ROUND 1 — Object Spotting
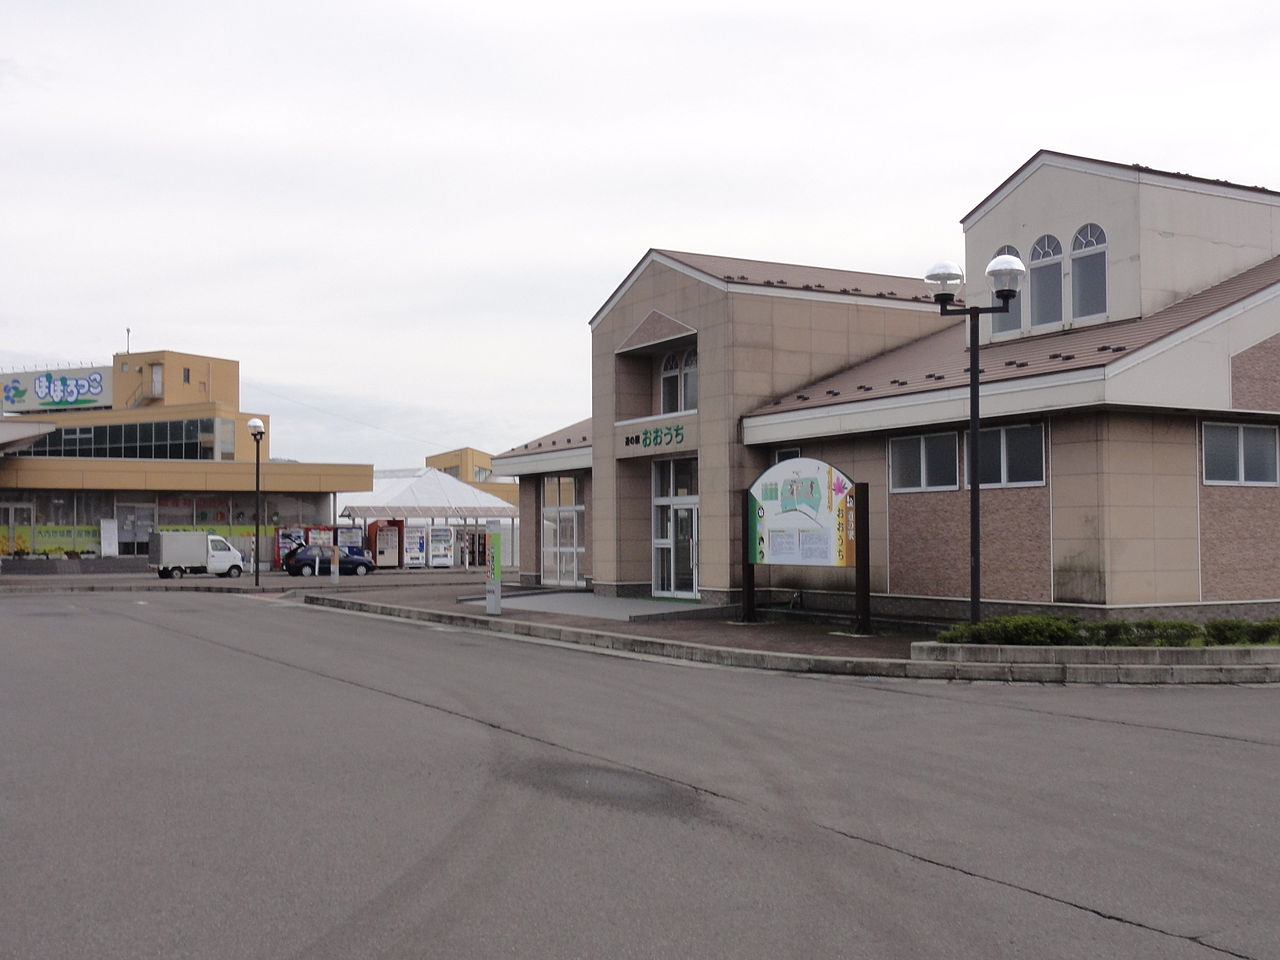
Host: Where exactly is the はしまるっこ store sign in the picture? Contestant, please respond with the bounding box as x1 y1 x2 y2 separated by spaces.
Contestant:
2 365 113 412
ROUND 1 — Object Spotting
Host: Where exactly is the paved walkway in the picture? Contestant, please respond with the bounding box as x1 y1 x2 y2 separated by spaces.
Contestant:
338 580 921 660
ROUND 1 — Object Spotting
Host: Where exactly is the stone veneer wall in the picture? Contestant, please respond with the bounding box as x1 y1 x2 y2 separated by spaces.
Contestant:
1232 332 1280 410
888 483 1052 603
1201 485 1280 601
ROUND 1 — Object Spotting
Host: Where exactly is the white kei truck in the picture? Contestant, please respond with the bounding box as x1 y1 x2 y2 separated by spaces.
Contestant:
149 531 246 579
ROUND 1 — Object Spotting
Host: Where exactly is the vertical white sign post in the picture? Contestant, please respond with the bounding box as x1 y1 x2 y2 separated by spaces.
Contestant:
99 519 119 558
485 519 502 615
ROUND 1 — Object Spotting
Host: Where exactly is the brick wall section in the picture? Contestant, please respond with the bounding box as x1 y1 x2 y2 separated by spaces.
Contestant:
1201 485 1280 600
888 485 1051 602
1232 333 1280 410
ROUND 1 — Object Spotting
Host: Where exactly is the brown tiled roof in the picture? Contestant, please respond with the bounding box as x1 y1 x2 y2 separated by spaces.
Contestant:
655 249 935 305
495 418 592 460
754 254 1280 417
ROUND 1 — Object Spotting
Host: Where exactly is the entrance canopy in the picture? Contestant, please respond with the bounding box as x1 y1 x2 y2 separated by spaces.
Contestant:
337 467 518 522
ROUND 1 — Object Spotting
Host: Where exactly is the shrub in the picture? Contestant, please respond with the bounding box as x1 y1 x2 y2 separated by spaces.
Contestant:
1128 620 1204 647
938 615 1081 646
1250 620 1280 644
1080 620 1137 646
1205 620 1252 646
1206 619 1280 645
939 614 1280 646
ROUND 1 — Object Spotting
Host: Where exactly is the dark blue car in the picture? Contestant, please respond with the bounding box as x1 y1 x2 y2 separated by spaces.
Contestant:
283 544 376 577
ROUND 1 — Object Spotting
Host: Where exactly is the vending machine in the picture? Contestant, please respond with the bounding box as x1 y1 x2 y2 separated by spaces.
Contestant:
335 525 365 557
428 526 455 568
369 520 403 568
305 526 334 546
403 526 427 567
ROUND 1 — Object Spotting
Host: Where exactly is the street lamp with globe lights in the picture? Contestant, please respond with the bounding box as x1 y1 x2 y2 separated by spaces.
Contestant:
247 418 265 586
923 254 1026 623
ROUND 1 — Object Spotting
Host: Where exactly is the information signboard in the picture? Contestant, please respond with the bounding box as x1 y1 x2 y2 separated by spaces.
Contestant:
747 458 856 567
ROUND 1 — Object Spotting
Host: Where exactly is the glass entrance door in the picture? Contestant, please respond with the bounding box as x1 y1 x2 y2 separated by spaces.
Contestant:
0 503 35 556
673 506 697 596
652 456 699 599
116 504 157 556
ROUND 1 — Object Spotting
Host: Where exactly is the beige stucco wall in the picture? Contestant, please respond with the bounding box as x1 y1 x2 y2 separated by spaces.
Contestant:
964 159 1280 342
112 351 240 409
1051 412 1200 606
1050 414 1106 603
964 163 1142 335
1050 412 1200 606
590 257 948 599
0 455 372 494
1138 186 1280 316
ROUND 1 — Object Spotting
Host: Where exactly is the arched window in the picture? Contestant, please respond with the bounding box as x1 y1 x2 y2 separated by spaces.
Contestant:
1029 235 1063 327
660 349 698 413
991 244 1022 335
1071 223 1107 319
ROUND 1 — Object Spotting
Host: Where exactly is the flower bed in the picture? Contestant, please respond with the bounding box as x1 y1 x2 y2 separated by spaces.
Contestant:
939 615 1280 647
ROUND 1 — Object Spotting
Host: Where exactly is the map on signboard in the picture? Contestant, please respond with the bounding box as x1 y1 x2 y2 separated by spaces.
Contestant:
747 457 856 567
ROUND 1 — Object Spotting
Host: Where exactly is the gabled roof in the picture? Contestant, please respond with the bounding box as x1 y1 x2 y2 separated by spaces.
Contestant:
590 249 937 329
495 418 592 460
336 467 517 520
750 252 1280 420
655 250 934 302
963 150 1280 226
617 310 696 354
492 418 593 476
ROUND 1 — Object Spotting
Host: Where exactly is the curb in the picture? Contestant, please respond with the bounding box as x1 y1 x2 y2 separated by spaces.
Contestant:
304 596 1280 684
303 595 911 676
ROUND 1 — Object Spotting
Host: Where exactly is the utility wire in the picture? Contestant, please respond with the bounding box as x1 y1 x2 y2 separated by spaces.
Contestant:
242 380 453 452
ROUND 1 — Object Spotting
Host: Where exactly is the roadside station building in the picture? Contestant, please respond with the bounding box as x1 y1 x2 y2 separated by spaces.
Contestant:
495 151 1280 620
0 349 372 561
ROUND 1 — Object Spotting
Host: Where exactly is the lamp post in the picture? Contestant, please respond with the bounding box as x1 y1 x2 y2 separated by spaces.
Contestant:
247 418 265 587
924 255 1026 623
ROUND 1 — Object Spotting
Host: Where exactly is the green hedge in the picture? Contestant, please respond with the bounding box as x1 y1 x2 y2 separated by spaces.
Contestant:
938 615 1280 646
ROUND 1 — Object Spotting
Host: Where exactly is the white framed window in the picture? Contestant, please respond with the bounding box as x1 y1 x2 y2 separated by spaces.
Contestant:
1029 236 1062 328
774 447 800 463
681 349 698 411
965 424 1045 488
1071 223 1107 319
990 245 1023 335
890 433 958 492
660 348 698 414
1203 423 1278 485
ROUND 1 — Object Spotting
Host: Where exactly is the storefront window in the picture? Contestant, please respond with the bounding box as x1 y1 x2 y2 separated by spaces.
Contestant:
541 472 585 586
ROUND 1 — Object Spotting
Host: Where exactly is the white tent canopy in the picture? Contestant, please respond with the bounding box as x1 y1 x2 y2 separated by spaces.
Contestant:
337 467 518 521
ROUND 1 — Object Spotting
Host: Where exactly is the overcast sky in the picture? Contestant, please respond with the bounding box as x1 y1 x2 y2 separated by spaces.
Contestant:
3 1 1275 468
